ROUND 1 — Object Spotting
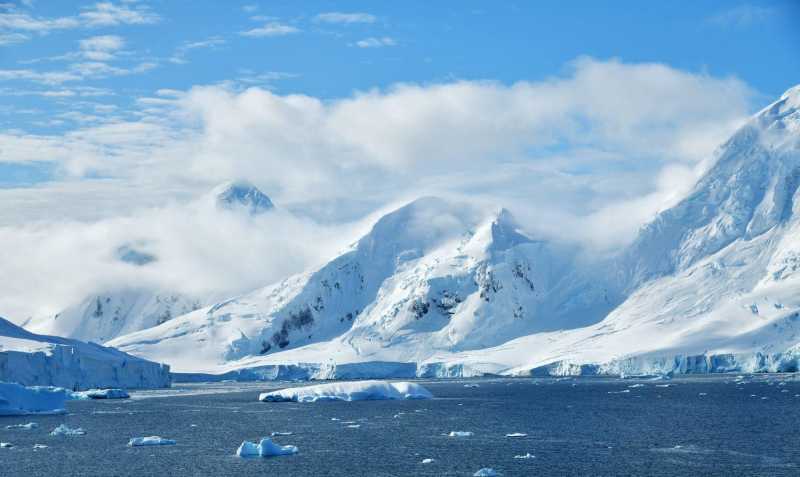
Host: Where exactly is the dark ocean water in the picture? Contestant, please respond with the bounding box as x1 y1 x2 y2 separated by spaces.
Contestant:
1 376 799 476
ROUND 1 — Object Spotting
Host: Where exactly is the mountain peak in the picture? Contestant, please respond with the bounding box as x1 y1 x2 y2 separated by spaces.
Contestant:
213 180 274 215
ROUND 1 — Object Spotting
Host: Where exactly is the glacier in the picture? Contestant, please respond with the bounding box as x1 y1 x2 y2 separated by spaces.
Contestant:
0 316 170 390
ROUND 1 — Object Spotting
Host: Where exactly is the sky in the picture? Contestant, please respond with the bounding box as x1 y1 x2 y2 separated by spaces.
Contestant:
0 1 798 323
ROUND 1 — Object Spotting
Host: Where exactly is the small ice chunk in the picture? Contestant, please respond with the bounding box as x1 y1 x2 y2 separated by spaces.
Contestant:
72 389 130 400
236 438 298 457
33 444 48 450
474 468 498 476
608 390 630 394
260 380 433 403
628 384 644 388
6 422 38 430
128 436 176 447
346 424 361 429
464 384 480 388
0 442 12 448
421 458 435 464
270 431 292 436
505 433 527 438
448 431 473 437
514 453 535 459
50 424 86 437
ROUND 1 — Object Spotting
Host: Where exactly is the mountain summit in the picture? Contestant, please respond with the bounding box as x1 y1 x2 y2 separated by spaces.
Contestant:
213 180 275 215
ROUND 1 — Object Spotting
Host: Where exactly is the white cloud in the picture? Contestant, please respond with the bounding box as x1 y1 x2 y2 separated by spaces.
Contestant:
0 32 29 45
710 4 775 27
354 36 396 48
169 36 225 64
314 12 376 24
0 58 760 321
78 34 125 60
240 22 300 37
0 2 158 46
79 1 159 27
0 12 79 32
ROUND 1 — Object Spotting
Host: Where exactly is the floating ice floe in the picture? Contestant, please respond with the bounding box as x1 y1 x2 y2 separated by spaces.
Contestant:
50 424 86 436
71 389 130 400
0 442 12 448
474 468 498 476
6 422 38 430
448 431 473 437
259 380 433 403
346 424 361 429
421 458 435 464
32 444 48 450
236 437 298 457
514 453 535 459
505 433 527 438
128 436 176 447
0 382 68 416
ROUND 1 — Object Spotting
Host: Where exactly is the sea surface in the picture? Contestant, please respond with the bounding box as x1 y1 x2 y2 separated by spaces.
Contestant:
2 376 799 476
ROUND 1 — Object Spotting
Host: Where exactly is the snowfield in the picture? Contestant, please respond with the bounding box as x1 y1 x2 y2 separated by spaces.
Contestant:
0 382 68 416
259 380 433 403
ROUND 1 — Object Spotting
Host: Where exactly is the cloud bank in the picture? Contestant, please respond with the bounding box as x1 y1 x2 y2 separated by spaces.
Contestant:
0 57 757 323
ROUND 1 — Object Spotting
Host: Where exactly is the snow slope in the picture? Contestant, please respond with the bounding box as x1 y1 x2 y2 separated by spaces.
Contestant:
0 316 170 389
110 197 612 372
115 85 800 378
27 289 201 345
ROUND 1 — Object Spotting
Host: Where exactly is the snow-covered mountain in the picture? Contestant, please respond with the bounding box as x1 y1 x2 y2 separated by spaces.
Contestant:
109 197 612 373
27 289 202 344
212 180 275 215
107 85 800 378
0 316 170 389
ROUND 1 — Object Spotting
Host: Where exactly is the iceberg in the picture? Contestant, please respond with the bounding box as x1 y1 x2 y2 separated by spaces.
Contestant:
0 382 68 416
128 436 176 447
71 389 130 400
6 422 38 430
236 437 298 457
259 380 433 403
474 469 498 477
421 458 435 464
0 442 12 448
50 424 86 437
